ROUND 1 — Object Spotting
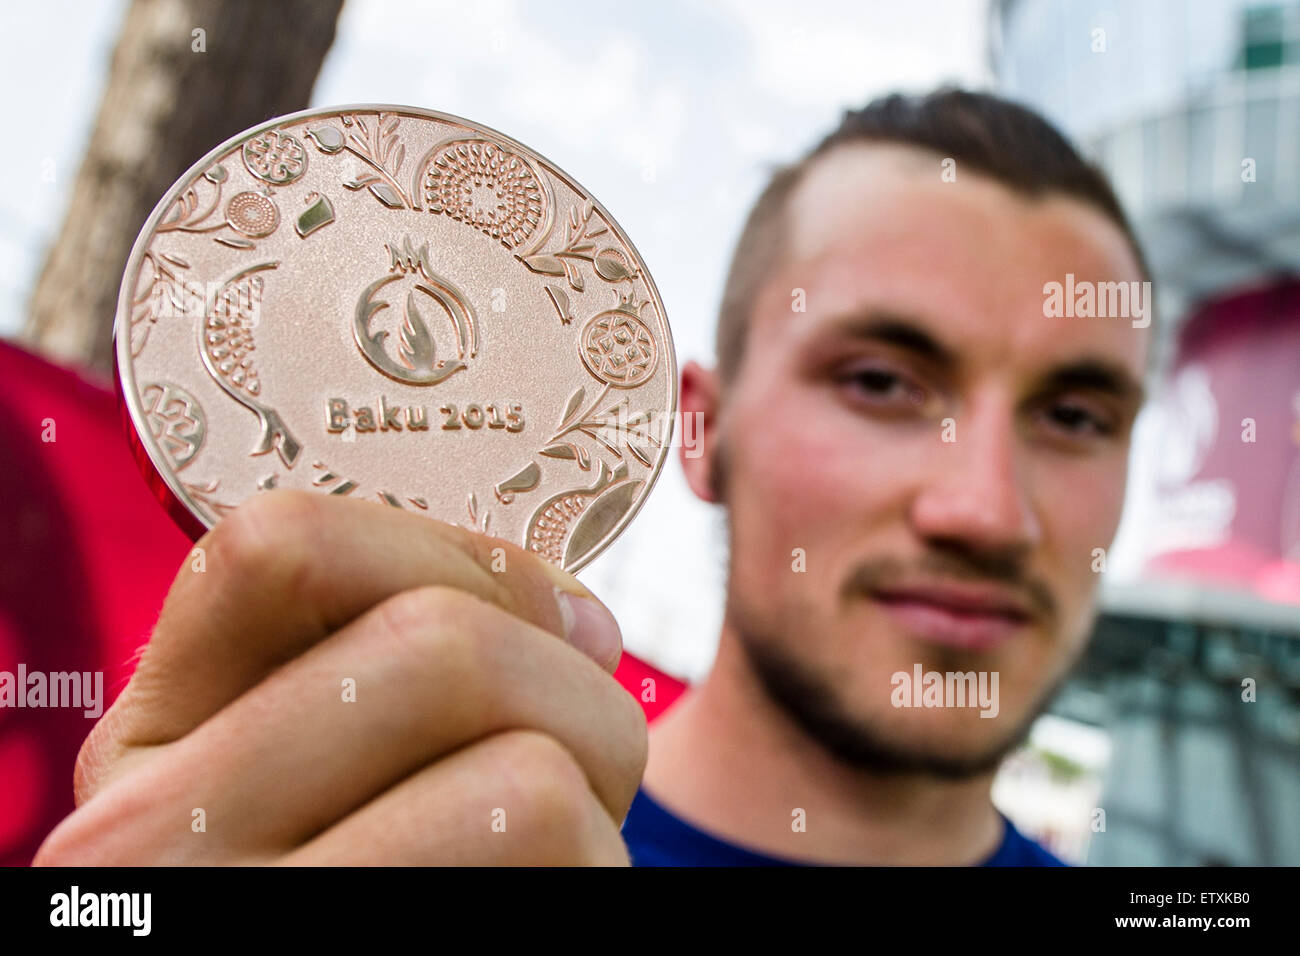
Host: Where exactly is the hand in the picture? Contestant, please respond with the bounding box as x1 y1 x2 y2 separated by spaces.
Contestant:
34 489 647 865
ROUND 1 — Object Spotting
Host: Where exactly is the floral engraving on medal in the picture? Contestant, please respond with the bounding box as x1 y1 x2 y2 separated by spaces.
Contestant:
418 137 547 250
466 492 493 535
578 291 658 389
336 112 412 209
494 461 541 504
305 125 344 154
128 250 190 357
353 236 479 386
545 284 575 326
542 382 658 471
157 163 229 234
495 286 661 531
309 459 464 521
157 163 282 251
242 130 308 185
523 459 643 568
141 382 206 471
225 191 280 237
295 190 334 237
199 261 302 467
310 460 358 497
522 201 637 292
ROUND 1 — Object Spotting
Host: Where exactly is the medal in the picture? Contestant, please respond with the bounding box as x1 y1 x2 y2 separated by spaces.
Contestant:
114 105 676 572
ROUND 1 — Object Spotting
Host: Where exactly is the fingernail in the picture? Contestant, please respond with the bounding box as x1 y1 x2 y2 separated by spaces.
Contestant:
554 587 622 669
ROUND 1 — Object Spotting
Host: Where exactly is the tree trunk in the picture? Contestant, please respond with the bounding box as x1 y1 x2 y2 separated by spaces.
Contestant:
22 0 345 375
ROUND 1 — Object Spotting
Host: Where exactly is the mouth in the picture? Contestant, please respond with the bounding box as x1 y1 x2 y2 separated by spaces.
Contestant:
868 581 1035 651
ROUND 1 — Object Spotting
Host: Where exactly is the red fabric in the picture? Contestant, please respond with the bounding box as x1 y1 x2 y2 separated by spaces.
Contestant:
0 340 686 865
609 648 687 723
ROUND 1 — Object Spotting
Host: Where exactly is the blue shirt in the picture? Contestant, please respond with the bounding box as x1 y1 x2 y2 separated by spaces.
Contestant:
622 786 1069 866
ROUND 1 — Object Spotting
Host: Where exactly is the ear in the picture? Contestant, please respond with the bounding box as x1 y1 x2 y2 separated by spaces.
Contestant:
678 359 723 503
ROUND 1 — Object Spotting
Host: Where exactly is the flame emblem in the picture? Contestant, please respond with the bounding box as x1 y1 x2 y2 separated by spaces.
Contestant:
353 236 478 385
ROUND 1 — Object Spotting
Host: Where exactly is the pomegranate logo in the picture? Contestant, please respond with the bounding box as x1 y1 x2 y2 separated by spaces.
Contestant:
353 235 479 385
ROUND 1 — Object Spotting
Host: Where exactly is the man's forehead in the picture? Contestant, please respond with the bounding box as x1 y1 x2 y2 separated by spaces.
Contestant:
783 141 1141 275
764 141 1150 377
784 142 959 261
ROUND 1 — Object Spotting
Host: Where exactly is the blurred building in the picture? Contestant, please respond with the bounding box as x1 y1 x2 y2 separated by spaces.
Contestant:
990 0 1300 864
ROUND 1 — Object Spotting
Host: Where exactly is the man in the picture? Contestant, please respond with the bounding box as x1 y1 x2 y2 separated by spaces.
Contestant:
33 88 1150 866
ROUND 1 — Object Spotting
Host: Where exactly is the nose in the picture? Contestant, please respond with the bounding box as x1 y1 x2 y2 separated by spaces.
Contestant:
909 399 1041 560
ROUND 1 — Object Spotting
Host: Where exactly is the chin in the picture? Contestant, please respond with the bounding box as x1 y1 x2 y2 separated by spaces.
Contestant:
882 702 1022 744
884 692 1041 755
739 613 1058 779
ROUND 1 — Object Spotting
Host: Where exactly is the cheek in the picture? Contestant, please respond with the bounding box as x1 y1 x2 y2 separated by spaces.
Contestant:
1032 452 1129 626
723 385 907 574
722 401 837 601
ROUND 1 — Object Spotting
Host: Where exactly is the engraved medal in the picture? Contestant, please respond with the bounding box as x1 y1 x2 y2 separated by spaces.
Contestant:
114 105 676 573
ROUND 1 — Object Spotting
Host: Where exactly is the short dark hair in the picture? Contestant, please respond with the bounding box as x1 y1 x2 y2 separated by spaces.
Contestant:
714 87 1150 386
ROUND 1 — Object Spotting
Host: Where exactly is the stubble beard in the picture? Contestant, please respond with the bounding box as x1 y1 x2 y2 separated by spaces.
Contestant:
733 612 1074 780
710 432 1079 782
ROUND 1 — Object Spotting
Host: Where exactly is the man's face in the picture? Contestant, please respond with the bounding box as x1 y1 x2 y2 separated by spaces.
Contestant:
696 143 1149 776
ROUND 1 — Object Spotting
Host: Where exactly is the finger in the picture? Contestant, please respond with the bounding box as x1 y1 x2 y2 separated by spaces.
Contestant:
103 489 619 749
97 585 646 857
277 730 630 866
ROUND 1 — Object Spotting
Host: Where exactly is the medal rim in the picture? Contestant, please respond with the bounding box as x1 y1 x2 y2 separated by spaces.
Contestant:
113 102 678 573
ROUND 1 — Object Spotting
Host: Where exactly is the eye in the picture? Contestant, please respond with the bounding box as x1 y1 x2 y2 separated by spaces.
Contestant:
838 362 929 412
1037 397 1117 439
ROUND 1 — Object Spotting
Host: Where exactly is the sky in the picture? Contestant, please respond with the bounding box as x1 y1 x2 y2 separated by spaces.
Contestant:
1 0 993 677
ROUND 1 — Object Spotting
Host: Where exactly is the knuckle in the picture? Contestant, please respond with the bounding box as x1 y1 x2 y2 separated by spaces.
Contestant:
492 730 597 840
435 518 571 617
373 583 479 637
368 585 495 699
372 586 491 663
499 730 588 790
205 489 322 588
431 522 528 615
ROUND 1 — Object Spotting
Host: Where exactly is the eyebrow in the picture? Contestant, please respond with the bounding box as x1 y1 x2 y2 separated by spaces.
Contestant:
827 311 1146 405
1037 358 1146 407
834 314 958 369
